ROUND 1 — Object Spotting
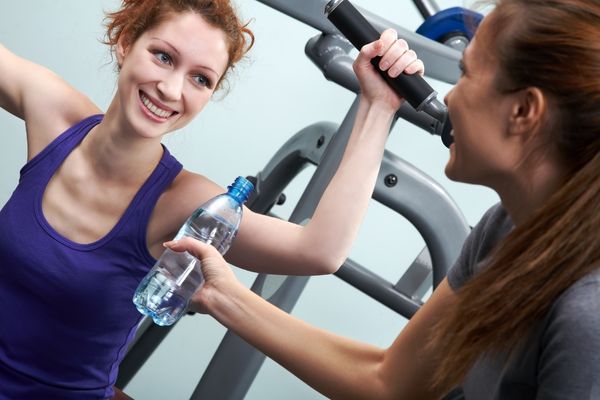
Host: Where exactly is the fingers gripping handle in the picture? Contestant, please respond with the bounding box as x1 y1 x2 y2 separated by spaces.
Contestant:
325 0 434 110
325 0 454 147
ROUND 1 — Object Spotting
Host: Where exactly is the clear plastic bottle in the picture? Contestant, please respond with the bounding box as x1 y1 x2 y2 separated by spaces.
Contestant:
133 176 254 326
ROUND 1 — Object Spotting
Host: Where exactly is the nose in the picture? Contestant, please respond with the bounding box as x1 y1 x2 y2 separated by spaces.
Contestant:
157 72 184 102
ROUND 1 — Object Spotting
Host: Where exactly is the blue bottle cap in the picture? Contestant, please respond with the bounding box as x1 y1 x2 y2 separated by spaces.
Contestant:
227 176 254 204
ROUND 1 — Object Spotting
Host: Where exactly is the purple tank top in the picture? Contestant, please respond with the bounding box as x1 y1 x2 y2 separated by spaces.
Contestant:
0 115 182 399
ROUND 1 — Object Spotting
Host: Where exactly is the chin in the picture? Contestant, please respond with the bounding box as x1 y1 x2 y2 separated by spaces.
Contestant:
444 166 458 182
444 153 456 180
444 163 472 184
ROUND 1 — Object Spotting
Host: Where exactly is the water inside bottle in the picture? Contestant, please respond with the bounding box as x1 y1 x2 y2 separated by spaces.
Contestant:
133 270 186 325
133 250 205 326
177 208 237 254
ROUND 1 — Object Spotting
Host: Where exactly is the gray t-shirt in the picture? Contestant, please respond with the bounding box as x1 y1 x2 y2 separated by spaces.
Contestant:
447 203 600 400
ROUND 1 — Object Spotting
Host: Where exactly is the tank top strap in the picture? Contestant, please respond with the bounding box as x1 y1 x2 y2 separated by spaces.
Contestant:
20 114 103 179
128 144 183 266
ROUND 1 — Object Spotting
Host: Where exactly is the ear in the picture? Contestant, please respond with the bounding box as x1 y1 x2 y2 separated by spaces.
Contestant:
508 87 547 141
116 36 129 69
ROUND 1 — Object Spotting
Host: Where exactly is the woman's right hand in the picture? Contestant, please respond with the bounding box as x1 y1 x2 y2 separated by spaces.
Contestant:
163 237 241 314
354 28 424 113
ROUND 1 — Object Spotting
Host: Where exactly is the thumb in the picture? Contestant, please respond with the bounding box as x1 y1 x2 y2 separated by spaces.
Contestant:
356 39 382 68
165 237 238 294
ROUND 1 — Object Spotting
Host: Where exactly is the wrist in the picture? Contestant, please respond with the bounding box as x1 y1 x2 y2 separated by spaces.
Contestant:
359 95 399 119
356 96 398 132
203 278 248 323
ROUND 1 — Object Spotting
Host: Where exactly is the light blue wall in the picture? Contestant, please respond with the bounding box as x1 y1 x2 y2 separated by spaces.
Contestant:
0 1 498 398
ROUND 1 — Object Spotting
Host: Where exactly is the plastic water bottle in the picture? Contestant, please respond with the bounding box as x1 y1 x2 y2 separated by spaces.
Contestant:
133 176 254 326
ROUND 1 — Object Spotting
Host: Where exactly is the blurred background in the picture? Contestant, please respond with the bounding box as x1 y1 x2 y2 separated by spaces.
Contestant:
0 1 498 398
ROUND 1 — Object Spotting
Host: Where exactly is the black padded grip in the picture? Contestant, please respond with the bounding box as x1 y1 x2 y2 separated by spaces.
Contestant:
326 0 435 110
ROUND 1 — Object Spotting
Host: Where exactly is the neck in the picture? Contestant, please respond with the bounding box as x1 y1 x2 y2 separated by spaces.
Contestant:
80 101 164 185
496 159 567 226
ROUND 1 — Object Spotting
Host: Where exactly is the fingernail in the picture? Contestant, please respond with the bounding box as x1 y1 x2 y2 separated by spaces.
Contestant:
163 240 178 247
380 61 389 70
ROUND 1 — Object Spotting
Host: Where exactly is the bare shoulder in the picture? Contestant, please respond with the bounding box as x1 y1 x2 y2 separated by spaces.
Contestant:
23 66 100 159
168 170 224 212
147 169 226 249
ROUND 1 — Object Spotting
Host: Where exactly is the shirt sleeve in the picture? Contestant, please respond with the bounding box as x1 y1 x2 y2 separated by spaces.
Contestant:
447 203 506 290
536 276 600 400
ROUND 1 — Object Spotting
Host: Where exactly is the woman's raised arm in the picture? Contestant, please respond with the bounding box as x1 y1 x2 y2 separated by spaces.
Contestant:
0 43 98 159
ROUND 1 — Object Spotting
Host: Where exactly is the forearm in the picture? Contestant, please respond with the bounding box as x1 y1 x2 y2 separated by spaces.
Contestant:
303 97 396 269
207 280 391 399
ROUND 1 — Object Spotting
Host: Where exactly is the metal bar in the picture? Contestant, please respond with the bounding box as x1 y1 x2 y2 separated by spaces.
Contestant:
374 149 469 285
335 258 422 318
412 0 441 19
248 122 339 214
256 0 462 84
394 246 433 301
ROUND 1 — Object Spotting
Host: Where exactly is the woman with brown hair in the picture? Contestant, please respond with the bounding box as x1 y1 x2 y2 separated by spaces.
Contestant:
169 0 600 398
0 0 421 398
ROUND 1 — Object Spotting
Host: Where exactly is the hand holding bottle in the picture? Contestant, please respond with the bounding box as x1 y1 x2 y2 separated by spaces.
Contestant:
133 176 253 326
163 237 238 315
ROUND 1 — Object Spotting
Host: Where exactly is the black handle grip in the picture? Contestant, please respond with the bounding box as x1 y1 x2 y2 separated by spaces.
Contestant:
325 0 435 110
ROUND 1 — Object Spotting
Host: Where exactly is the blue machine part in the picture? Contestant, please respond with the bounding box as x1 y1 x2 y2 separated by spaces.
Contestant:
416 7 483 43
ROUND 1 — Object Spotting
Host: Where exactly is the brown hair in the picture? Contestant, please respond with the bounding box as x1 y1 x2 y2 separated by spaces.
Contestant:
430 0 600 392
103 0 254 91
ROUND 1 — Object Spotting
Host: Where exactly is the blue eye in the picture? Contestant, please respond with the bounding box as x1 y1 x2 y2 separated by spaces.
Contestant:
154 51 172 65
193 74 212 88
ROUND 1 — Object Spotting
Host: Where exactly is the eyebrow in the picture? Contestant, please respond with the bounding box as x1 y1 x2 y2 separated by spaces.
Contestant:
151 37 222 79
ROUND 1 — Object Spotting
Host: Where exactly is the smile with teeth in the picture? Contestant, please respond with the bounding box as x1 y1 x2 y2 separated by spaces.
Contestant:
140 92 175 119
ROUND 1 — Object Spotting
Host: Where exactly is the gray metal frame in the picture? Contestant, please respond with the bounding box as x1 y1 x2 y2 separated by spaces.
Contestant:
412 0 441 18
257 0 462 83
117 1 471 397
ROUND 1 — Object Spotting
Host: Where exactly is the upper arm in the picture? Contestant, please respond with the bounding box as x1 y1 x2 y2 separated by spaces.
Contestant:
0 43 99 158
536 281 600 399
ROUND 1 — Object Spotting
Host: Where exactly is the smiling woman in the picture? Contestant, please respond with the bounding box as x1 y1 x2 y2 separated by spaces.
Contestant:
112 12 230 137
0 0 425 398
0 3 253 397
